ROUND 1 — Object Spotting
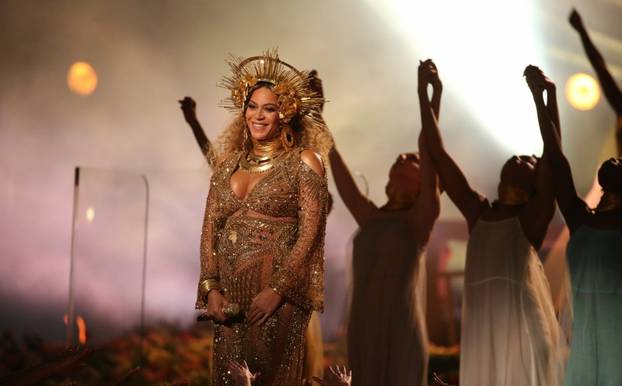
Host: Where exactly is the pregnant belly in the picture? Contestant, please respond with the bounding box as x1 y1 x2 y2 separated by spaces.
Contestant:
218 215 296 306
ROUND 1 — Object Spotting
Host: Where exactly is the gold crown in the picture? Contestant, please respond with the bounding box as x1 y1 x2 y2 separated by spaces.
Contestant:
220 49 325 124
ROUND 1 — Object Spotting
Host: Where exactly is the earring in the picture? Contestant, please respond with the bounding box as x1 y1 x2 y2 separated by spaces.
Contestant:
280 126 295 149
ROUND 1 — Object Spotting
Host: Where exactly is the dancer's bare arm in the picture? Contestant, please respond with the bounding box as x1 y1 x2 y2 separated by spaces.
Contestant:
570 9 622 115
179 96 216 167
328 147 377 226
528 69 587 232
418 60 486 231
522 66 557 249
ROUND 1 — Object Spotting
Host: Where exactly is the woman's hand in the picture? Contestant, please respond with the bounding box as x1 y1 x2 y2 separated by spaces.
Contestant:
418 59 440 96
312 365 352 385
541 74 556 95
206 290 228 323
524 65 555 98
524 65 546 94
227 360 259 386
569 8 584 32
178 96 199 125
247 288 283 325
417 60 431 94
425 59 442 93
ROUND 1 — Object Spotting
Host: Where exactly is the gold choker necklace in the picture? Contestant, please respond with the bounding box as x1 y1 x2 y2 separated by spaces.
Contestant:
595 192 622 212
497 185 530 206
239 137 285 173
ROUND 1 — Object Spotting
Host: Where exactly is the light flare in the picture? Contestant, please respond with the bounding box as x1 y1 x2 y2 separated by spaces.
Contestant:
365 0 546 154
566 73 600 111
67 61 98 96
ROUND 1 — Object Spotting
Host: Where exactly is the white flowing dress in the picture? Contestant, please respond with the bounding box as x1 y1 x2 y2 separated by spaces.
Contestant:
460 217 564 386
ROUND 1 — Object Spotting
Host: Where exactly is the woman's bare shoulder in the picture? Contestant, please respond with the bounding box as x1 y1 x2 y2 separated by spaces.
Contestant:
299 149 325 176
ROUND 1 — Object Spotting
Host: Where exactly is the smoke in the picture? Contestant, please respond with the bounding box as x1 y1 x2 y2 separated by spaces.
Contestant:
1 0 618 341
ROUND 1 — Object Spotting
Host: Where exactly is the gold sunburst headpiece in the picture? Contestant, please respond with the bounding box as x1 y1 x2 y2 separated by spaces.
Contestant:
220 49 325 124
215 49 334 163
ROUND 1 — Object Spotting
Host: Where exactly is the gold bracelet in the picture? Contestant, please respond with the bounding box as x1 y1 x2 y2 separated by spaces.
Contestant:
200 279 222 298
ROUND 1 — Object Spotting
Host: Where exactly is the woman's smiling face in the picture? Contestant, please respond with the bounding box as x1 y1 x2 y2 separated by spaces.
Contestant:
245 86 280 141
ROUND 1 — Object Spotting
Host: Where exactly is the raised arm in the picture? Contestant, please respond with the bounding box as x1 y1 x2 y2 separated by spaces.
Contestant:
429 64 442 121
542 72 561 138
411 63 440 245
410 130 440 245
418 60 486 231
526 69 587 232
328 147 377 226
521 66 557 248
570 9 622 115
179 97 217 168
308 70 377 226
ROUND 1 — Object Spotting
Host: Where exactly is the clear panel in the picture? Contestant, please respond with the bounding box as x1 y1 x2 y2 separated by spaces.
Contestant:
140 169 211 324
67 167 147 346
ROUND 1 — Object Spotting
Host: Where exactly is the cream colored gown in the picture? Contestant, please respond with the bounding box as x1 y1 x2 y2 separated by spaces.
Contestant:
460 217 564 386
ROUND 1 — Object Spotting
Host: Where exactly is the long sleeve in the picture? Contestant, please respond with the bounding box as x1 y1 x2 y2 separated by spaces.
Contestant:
269 159 329 311
195 173 223 309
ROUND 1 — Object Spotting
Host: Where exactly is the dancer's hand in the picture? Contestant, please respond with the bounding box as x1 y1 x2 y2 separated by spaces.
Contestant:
247 288 283 325
541 76 556 98
569 8 584 32
424 59 442 92
178 96 199 124
206 290 228 323
417 60 430 93
418 59 439 95
312 365 352 385
227 360 259 386
329 365 352 385
524 65 555 96
524 65 547 93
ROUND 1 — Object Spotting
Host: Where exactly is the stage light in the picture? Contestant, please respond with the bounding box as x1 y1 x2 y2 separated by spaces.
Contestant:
67 61 98 96
86 207 95 223
566 73 600 111
76 316 88 345
365 0 545 154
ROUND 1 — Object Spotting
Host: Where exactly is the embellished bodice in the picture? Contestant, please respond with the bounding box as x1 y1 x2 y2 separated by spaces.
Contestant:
196 148 328 312
214 151 301 219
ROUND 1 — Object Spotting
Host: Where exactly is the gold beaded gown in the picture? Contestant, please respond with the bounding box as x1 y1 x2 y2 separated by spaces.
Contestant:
196 148 328 386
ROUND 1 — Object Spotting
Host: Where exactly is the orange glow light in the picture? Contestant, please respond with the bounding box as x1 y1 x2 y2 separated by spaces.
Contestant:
76 316 87 345
67 61 98 96
565 73 600 111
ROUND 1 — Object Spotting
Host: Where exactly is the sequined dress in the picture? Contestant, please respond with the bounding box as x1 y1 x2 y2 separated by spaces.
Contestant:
196 149 328 386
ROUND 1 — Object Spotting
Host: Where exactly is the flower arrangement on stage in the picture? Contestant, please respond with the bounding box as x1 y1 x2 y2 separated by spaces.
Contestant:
0 323 213 385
